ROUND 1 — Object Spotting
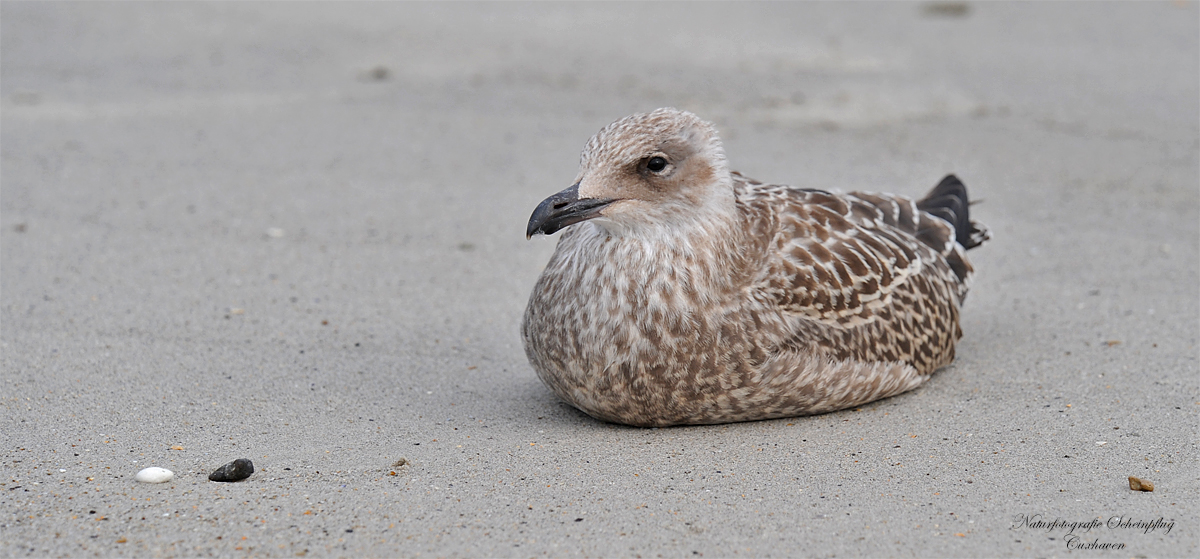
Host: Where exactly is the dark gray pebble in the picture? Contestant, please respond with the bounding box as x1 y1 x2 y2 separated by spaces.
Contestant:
208 458 254 482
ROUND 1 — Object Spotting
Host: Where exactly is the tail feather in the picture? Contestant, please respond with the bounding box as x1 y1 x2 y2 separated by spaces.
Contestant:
916 175 990 250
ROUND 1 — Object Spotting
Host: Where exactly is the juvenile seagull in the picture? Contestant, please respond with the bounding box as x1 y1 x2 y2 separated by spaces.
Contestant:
523 108 989 427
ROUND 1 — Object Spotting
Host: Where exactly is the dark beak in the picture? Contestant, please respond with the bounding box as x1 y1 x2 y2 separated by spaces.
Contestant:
525 183 615 238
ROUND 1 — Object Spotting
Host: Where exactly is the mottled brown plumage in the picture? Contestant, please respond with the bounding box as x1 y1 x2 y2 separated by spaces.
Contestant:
522 108 989 427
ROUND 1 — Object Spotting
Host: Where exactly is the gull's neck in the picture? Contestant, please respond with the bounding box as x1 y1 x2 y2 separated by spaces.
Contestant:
562 188 748 299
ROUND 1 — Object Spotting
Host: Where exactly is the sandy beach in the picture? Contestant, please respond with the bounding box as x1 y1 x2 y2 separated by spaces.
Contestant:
2 2 1196 557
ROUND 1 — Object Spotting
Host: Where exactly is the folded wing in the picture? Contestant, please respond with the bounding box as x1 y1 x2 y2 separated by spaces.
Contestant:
737 173 974 329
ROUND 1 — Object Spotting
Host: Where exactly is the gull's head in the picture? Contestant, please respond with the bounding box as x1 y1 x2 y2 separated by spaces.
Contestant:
526 108 734 238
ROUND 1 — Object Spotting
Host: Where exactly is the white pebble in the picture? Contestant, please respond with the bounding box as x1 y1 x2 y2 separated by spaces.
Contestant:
135 467 174 484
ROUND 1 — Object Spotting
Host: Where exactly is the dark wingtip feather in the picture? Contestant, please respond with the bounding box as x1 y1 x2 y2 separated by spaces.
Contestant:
917 175 990 250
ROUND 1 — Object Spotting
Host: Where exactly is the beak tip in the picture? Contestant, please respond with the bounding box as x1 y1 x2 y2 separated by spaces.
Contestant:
527 183 610 240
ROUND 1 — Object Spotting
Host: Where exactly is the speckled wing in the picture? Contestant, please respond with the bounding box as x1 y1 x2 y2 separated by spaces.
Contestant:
735 173 965 329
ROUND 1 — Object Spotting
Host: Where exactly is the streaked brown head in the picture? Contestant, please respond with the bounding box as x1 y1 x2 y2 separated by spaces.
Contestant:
527 108 734 238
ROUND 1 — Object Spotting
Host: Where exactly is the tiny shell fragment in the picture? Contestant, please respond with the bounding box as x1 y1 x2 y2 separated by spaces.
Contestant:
209 458 254 482
134 467 174 484
1128 476 1154 491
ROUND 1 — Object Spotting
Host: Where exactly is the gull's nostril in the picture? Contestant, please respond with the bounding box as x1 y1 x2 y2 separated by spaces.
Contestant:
553 201 568 209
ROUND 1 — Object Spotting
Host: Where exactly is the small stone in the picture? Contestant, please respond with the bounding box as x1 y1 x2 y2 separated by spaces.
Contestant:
361 66 390 82
209 458 254 482
392 458 408 468
922 2 971 18
134 467 174 484
1128 476 1154 492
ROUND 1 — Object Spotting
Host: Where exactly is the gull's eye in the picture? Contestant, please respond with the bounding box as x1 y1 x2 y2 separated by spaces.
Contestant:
646 156 668 173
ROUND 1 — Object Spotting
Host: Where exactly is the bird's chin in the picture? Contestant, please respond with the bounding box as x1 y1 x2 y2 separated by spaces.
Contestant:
581 216 637 237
